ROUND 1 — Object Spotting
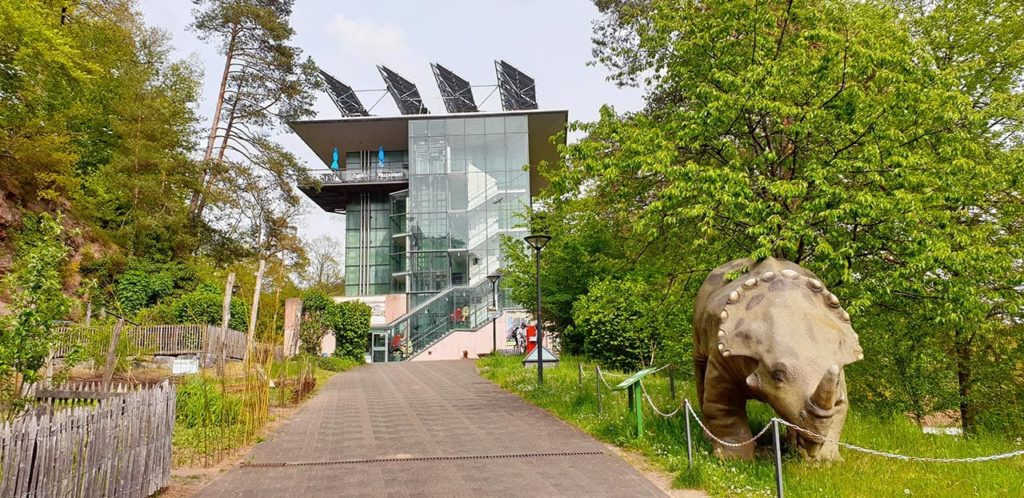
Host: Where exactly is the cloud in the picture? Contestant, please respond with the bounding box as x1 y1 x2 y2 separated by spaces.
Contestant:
326 14 411 63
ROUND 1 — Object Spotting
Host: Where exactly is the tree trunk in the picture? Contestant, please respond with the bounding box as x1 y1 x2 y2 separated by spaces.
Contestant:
190 28 239 218
954 329 976 434
245 259 266 361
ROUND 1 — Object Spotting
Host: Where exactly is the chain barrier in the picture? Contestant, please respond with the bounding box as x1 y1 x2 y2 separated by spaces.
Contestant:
594 366 624 391
639 381 685 417
684 402 775 448
774 419 1024 463
585 366 1024 463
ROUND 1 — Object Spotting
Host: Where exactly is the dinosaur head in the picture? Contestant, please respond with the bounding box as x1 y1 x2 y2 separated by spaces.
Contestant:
717 268 863 459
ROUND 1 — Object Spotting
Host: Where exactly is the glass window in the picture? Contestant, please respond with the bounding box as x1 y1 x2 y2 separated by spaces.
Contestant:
428 119 446 136
410 120 428 137
446 118 465 136
465 117 485 135
505 115 527 133
505 132 529 170
485 116 505 134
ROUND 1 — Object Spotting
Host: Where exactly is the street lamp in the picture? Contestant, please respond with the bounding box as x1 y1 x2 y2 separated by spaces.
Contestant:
524 233 551 384
487 272 501 354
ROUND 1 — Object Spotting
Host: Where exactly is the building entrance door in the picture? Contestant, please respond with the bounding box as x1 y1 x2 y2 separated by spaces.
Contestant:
371 331 389 363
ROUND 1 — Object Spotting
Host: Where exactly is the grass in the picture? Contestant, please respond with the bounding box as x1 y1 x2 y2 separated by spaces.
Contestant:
478 355 1024 498
173 356 361 466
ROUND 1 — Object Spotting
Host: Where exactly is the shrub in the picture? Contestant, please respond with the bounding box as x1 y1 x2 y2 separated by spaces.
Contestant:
299 290 371 361
572 277 687 371
316 355 359 372
172 285 248 330
176 376 241 428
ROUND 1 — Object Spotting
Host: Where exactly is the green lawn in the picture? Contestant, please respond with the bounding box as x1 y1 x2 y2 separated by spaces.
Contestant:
478 355 1024 497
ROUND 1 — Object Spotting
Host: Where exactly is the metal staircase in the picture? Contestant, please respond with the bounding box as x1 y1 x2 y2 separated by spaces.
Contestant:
371 279 495 360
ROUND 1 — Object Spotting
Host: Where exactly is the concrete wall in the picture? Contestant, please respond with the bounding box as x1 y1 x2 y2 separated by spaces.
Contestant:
412 310 532 361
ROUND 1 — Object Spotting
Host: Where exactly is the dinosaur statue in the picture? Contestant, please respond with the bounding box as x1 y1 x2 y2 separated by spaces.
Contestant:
693 257 863 461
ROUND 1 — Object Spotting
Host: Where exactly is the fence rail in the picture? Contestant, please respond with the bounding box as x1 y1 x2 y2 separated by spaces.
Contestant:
0 381 176 497
52 324 247 360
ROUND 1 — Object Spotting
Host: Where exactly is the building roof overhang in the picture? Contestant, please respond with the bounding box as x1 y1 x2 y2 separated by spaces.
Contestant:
290 109 567 212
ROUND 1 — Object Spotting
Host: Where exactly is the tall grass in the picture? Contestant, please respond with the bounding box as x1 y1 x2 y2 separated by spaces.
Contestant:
479 355 1024 497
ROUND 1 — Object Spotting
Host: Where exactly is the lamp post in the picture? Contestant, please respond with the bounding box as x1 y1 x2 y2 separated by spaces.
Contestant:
524 234 551 384
487 272 501 354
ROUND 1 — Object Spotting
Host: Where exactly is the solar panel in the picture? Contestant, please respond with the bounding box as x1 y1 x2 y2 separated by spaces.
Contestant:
378 65 429 115
318 69 369 116
494 60 537 111
431 63 478 113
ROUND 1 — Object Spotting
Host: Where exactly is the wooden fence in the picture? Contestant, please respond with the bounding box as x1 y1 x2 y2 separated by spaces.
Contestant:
0 381 176 497
52 324 247 360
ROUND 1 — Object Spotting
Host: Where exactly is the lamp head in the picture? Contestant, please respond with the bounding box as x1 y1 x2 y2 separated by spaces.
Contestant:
487 272 501 284
524 234 551 250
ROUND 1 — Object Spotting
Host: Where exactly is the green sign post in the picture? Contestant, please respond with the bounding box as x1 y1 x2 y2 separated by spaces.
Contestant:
613 367 658 437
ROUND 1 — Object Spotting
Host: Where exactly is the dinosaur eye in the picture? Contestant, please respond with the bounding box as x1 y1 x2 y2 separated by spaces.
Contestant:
771 369 787 383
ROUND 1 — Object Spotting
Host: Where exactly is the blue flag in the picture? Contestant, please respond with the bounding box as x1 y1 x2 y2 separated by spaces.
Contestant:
330 147 339 171
378 146 385 168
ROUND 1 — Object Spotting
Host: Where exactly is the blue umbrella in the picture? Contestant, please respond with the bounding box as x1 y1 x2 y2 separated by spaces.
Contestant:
330 147 339 171
378 146 385 168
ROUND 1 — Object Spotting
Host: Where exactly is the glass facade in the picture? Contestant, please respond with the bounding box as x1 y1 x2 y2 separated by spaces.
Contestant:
344 194 393 296
406 115 530 306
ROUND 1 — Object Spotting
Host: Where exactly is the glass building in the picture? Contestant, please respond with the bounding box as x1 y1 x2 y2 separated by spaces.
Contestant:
293 109 567 361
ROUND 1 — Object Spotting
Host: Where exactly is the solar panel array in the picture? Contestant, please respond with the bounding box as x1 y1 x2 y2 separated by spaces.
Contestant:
494 60 537 111
318 69 369 116
317 61 539 116
431 63 478 113
378 65 429 115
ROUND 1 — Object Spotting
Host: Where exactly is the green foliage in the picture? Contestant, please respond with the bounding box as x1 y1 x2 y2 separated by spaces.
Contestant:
480 355 1024 498
175 375 241 428
315 355 359 373
299 290 371 361
0 213 71 397
572 278 687 371
496 0 1024 433
172 285 248 331
115 268 175 314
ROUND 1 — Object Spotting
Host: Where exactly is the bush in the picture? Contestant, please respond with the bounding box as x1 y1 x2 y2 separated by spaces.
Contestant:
316 355 359 372
572 277 687 371
172 285 248 330
300 290 371 361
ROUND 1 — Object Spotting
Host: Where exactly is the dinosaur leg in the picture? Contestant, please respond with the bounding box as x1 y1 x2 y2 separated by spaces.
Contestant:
694 354 708 410
701 366 755 460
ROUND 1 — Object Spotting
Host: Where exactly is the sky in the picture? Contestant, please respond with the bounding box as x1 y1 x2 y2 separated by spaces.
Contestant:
136 0 644 243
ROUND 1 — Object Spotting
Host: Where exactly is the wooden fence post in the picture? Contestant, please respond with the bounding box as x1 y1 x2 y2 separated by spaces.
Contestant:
245 259 266 362
102 318 125 391
219 272 236 376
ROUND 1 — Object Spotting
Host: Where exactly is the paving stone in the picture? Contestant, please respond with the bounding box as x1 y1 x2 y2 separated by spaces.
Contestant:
195 361 666 497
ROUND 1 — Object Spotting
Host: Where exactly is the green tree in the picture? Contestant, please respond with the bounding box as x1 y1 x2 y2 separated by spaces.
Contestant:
188 0 319 263
0 213 71 408
502 0 1023 433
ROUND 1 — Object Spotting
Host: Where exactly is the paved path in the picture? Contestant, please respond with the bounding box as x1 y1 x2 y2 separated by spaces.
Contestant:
195 361 666 497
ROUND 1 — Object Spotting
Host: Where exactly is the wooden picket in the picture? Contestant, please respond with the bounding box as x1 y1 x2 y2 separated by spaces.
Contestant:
52 323 247 360
0 381 176 497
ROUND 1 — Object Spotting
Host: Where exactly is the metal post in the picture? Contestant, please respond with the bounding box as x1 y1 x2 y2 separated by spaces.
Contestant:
772 419 784 498
490 278 498 354
633 385 644 436
669 366 676 400
595 366 602 415
578 363 583 386
684 400 694 469
491 317 497 354
535 247 543 385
